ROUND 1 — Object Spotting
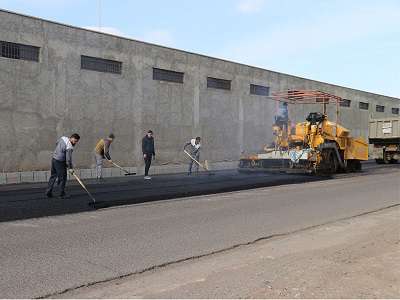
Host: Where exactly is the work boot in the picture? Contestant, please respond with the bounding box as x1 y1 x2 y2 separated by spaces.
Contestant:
144 176 152 180
46 191 53 198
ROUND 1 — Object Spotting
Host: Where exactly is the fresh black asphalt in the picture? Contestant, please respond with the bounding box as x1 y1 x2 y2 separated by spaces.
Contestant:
0 169 326 222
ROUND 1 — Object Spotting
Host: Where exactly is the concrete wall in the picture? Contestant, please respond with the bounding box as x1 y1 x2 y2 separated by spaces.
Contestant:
0 9 399 173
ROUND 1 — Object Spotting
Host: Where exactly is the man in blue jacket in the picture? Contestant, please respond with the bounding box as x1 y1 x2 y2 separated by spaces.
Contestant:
46 133 80 198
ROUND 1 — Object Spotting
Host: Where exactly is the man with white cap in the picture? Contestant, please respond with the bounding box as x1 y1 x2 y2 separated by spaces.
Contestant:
184 136 201 175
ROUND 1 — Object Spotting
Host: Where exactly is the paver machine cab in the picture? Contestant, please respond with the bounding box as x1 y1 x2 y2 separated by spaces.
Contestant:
239 90 369 174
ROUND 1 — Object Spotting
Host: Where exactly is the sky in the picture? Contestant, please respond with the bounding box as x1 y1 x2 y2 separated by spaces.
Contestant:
0 0 399 98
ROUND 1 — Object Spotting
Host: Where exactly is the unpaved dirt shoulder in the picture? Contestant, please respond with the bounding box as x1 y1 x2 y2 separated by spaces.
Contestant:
59 206 400 299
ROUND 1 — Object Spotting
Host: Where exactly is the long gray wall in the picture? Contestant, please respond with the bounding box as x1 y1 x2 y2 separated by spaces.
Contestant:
0 9 399 172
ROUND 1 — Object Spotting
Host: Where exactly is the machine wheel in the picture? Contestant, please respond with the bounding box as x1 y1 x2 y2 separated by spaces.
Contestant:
318 149 338 175
383 150 391 164
328 150 339 174
383 156 390 164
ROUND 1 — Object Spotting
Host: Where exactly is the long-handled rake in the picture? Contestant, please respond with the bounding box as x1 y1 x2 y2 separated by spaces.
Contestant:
108 160 136 176
100 140 136 176
183 150 215 175
69 170 96 207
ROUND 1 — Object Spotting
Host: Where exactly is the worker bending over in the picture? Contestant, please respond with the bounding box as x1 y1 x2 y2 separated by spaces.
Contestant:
46 133 80 199
184 137 201 175
94 133 115 180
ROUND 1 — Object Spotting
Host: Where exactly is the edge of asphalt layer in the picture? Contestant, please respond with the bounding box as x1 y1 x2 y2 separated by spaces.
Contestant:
39 203 400 299
1 164 399 223
0 171 327 223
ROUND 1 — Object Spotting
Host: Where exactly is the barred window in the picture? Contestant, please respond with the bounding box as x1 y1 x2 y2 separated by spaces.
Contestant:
359 102 369 110
81 55 122 74
153 68 184 83
340 99 351 107
376 105 385 112
207 77 231 90
392 107 399 115
250 84 269 96
0 41 39 62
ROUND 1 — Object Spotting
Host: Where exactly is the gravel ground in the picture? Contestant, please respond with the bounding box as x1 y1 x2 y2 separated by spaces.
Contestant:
61 206 400 299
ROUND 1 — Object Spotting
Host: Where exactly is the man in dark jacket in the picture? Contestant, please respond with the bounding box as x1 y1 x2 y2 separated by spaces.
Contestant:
142 130 155 179
46 133 80 199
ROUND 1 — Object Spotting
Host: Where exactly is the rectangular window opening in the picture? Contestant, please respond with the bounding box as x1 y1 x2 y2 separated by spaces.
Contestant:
153 68 184 83
376 105 385 112
359 102 369 110
0 41 39 62
81 55 122 74
207 77 231 90
340 99 351 107
250 84 270 96
392 107 399 115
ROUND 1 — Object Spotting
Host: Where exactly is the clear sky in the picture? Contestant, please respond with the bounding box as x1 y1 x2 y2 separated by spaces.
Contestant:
1 0 399 98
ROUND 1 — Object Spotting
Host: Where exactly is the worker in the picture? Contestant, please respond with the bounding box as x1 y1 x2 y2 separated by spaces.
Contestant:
142 130 155 180
184 137 201 175
94 133 115 180
46 133 80 199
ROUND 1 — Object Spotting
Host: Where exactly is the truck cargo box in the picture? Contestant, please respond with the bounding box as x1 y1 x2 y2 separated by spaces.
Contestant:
369 118 400 144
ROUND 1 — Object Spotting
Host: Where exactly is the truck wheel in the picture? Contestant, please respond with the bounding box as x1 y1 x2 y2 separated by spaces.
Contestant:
383 156 390 164
375 159 384 164
383 150 391 164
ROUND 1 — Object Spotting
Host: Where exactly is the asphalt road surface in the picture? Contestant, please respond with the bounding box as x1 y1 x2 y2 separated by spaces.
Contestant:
0 163 399 298
0 169 326 222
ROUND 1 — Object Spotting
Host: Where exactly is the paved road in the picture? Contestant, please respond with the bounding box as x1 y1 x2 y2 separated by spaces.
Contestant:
0 164 399 298
0 170 325 222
